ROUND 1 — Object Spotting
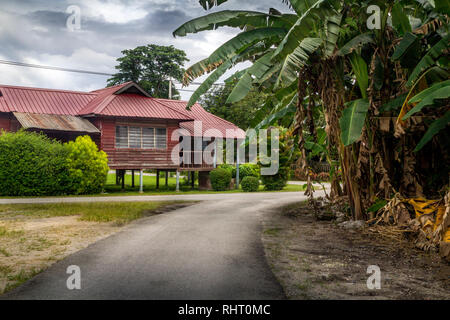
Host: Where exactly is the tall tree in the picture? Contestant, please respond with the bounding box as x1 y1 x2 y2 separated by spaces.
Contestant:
108 44 189 99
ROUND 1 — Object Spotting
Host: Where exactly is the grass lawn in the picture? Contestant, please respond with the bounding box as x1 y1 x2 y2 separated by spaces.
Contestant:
0 201 194 294
0 173 307 199
102 173 306 196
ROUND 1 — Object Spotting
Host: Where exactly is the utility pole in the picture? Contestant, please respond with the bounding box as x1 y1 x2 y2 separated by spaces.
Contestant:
168 78 172 99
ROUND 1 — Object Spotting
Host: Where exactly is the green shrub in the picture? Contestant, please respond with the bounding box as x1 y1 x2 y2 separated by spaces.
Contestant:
241 176 259 192
0 131 109 196
210 168 231 191
260 166 289 190
260 128 293 191
0 131 72 196
237 163 260 180
218 163 235 177
65 136 109 194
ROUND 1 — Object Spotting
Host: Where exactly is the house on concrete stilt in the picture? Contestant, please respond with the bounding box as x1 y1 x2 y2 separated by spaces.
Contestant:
0 82 245 191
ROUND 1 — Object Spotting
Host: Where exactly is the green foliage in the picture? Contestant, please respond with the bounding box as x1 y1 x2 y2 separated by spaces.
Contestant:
260 128 293 191
238 163 260 180
241 176 259 192
65 136 109 195
414 110 450 152
403 83 450 120
107 44 188 99
339 99 369 146
210 168 232 191
0 132 109 196
200 78 268 130
0 131 71 196
218 164 235 177
406 34 450 88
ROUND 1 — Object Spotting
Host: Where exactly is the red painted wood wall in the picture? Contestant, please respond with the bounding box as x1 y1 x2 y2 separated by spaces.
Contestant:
97 117 181 170
0 113 11 132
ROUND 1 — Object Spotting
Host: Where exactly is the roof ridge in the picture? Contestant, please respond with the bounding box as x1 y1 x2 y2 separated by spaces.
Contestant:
0 84 96 95
90 81 132 93
149 98 195 120
152 98 194 119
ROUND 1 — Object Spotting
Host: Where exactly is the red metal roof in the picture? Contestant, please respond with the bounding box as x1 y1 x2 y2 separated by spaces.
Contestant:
0 82 244 138
99 94 192 120
0 84 95 115
155 98 246 139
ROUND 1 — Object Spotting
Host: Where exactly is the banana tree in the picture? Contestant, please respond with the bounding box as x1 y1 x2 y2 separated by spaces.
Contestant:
174 0 449 220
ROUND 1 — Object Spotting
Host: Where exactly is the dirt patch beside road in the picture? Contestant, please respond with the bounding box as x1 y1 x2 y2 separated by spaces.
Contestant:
262 202 450 300
0 202 193 294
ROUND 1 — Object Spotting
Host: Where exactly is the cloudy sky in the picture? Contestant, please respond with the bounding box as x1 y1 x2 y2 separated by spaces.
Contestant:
0 0 289 100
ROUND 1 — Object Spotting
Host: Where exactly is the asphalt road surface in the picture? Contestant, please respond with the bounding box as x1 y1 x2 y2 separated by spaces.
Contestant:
2 191 324 300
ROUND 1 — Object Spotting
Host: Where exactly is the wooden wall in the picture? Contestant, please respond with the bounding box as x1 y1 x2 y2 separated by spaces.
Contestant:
0 113 11 132
97 117 182 170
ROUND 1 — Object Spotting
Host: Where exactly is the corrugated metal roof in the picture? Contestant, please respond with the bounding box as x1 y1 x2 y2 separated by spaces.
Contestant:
100 94 192 120
14 112 100 133
0 82 245 138
155 99 246 139
0 84 95 115
77 82 130 115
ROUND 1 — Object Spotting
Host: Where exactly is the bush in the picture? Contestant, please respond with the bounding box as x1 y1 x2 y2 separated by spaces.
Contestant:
260 128 293 191
0 131 109 196
0 131 72 196
210 168 231 191
241 176 259 192
218 163 235 177
66 136 109 194
237 163 259 180
260 166 289 190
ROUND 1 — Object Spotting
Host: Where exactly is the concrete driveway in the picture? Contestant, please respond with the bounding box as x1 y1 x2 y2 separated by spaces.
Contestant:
1 191 324 300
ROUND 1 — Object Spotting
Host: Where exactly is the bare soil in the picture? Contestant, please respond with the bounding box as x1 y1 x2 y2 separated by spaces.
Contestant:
262 202 450 300
0 202 192 294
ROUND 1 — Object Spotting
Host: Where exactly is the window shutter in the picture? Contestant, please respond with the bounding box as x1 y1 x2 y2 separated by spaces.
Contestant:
115 126 128 148
155 128 167 149
142 128 155 149
129 127 142 148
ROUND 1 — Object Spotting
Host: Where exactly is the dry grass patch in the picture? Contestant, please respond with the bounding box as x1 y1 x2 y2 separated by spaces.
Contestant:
0 201 193 294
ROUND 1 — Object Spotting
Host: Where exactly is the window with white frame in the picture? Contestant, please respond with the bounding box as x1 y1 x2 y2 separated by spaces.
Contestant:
115 126 167 149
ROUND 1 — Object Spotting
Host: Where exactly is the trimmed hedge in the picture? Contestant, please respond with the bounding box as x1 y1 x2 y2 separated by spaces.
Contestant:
0 131 109 196
241 176 259 192
210 168 231 191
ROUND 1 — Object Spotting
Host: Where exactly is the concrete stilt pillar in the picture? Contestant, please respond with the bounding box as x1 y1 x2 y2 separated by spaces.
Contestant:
236 145 240 189
139 169 144 193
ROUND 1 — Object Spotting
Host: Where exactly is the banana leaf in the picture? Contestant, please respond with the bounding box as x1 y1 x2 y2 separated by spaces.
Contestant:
339 98 369 146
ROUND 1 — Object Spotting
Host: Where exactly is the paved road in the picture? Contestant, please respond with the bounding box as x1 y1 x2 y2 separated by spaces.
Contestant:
1 191 324 300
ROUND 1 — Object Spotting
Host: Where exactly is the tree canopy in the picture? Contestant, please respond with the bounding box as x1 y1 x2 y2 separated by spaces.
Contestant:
199 79 268 130
108 44 189 99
